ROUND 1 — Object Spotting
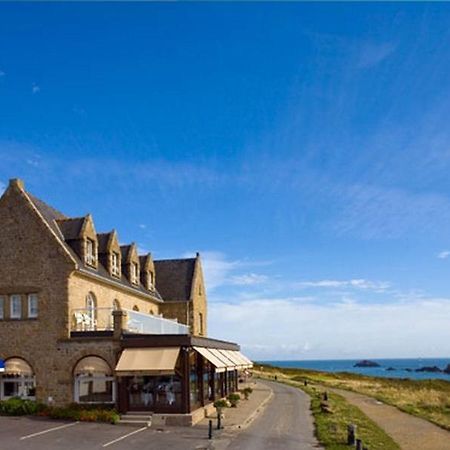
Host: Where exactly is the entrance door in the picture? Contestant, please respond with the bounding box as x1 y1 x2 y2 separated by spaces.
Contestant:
128 376 154 411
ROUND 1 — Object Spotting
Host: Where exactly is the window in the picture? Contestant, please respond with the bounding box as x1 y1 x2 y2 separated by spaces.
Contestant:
131 262 139 284
10 295 22 319
27 294 38 318
112 299 120 311
85 293 97 330
73 356 114 404
148 271 154 288
199 312 204 335
0 358 36 400
85 239 96 266
111 252 120 277
0 296 4 320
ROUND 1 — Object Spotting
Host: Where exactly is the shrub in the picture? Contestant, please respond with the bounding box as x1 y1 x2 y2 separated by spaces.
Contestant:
0 398 47 416
213 399 229 409
227 393 241 407
241 387 253 400
0 398 119 424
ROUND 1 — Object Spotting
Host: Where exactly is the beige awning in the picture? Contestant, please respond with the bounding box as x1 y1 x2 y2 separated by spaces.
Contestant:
215 349 239 371
235 351 253 369
193 346 227 373
115 347 180 376
229 351 252 369
208 349 236 371
222 350 246 369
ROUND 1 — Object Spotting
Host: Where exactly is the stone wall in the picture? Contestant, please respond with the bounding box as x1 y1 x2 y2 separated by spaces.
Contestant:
68 272 161 329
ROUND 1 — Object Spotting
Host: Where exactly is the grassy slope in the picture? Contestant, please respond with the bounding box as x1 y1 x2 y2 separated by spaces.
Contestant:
257 364 450 431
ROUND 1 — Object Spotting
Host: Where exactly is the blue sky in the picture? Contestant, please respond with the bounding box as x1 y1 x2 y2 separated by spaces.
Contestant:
1 3 450 360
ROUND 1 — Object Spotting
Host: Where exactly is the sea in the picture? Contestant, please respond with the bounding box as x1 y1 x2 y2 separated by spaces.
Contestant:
261 358 450 381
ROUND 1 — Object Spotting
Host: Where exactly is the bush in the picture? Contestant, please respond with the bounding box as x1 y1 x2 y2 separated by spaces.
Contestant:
214 399 229 409
241 387 253 400
0 398 46 416
0 398 119 424
227 393 241 407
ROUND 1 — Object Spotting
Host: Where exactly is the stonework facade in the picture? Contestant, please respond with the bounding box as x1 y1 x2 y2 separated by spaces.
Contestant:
0 178 210 406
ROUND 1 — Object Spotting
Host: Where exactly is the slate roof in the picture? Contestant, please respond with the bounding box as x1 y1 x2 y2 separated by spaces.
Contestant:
25 191 163 303
97 232 113 254
56 217 86 240
154 258 196 302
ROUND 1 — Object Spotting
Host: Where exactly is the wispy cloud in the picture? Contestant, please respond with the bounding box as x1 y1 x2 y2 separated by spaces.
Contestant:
0 180 6 195
0 70 5 78
296 279 391 292
357 41 396 69
32 83 40 94
437 250 450 260
229 273 268 286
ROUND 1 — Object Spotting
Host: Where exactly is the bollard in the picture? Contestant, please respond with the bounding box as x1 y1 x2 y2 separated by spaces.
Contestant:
323 391 328 401
347 424 357 446
208 420 213 439
217 414 222 430
304 380 308 386
356 439 363 450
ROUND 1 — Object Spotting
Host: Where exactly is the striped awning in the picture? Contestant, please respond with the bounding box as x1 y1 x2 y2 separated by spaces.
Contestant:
193 347 227 373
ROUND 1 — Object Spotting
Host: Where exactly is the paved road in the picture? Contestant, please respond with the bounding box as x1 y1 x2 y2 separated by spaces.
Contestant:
223 380 321 450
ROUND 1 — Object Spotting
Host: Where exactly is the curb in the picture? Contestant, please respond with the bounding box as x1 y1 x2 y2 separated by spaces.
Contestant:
229 383 274 431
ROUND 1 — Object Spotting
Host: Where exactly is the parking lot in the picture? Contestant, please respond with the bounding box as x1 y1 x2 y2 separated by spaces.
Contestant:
0 416 213 450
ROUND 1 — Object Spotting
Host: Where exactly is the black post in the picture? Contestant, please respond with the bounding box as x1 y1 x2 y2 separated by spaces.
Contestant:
356 439 363 450
347 424 357 446
323 391 328 401
217 414 222 430
208 420 213 439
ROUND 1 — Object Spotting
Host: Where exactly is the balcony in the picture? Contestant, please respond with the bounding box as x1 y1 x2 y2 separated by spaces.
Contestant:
70 308 189 335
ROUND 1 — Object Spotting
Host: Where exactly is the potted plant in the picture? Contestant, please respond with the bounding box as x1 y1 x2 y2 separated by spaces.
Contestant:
227 393 241 407
213 399 228 417
241 387 253 400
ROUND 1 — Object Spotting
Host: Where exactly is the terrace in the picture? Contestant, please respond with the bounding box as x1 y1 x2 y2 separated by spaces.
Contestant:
70 307 190 335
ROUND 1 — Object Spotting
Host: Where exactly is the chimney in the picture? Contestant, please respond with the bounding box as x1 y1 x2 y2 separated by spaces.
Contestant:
9 178 25 190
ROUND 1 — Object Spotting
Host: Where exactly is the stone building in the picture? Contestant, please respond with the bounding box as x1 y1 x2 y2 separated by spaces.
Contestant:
0 178 251 425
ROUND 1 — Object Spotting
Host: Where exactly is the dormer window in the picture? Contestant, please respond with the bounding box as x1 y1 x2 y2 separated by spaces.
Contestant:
131 262 139 284
85 239 96 266
111 252 120 277
149 271 154 289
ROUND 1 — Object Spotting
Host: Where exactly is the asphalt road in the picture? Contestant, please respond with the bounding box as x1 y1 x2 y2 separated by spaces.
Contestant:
224 380 321 450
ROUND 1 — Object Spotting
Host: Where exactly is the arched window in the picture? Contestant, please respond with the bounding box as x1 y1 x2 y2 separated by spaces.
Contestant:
149 309 154 315
133 305 139 312
112 299 121 311
0 358 36 400
73 356 114 404
85 293 97 330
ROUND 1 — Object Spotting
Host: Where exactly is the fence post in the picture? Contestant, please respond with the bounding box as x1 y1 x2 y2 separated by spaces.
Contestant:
347 424 357 446
356 438 363 450
208 420 213 439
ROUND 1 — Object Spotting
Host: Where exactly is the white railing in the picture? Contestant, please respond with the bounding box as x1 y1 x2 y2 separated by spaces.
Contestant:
124 309 189 335
72 307 114 331
70 307 189 335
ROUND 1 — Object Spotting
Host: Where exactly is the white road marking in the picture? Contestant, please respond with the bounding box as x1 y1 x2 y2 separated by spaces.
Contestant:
20 421 79 440
102 426 148 447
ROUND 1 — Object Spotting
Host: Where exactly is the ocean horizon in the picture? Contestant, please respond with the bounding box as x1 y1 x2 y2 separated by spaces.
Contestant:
260 358 450 380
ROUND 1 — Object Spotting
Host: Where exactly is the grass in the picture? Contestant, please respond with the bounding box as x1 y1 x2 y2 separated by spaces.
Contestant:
256 364 450 431
257 371 399 449
302 383 399 450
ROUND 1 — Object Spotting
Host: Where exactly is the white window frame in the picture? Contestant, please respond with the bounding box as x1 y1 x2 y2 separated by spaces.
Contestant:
74 375 116 404
85 239 96 266
0 296 4 320
0 375 36 400
111 252 120 276
10 295 22 319
131 263 139 284
28 294 38 319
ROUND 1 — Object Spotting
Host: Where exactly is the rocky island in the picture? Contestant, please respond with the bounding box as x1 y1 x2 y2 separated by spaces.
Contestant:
354 360 381 368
